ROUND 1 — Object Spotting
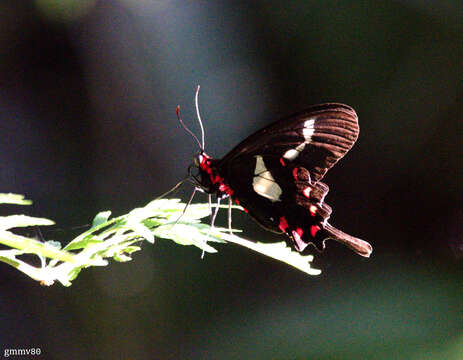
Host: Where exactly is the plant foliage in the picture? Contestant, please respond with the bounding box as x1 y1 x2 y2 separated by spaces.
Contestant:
0 194 321 286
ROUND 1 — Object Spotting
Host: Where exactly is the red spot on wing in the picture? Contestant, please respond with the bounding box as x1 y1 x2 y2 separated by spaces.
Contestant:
279 216 289 232
303 187 312 198
310 225 320 237
280 157 286 166
295 227 303 237
243 207 248 213
309 205 317 216
292 167 299 180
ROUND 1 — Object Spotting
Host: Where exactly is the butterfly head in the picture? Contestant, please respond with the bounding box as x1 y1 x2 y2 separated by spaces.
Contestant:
188 151 211 192
193 152 205 168
189 151 230 197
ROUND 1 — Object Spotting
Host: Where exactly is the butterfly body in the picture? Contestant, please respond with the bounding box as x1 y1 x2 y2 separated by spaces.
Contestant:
193 103 372 257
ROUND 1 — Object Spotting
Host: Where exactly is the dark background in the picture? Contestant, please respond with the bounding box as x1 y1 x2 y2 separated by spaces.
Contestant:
1 1 462 359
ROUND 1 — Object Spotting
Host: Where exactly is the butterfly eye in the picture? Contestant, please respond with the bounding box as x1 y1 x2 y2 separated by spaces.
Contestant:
193 154 203 167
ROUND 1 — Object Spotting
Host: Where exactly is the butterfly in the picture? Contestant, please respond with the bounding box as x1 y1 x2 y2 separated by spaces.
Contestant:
179 87 372 258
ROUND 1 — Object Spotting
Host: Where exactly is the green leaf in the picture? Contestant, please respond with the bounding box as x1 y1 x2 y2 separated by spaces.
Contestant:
0 193 33 205
126 221 154 244
91 211 112 228
63 234 103 251
0 215 55 230
0 230 76 263
67 266 84 283
0 252 21 268
218 233 321 276
154 224 218 253
113 253 133 262
122 245 141 254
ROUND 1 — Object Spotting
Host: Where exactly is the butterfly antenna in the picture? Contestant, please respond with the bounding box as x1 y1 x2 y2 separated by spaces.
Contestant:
176 105 203 150
194 85 205 150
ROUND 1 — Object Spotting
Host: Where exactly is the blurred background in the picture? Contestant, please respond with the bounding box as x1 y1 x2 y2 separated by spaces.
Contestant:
1 1 462 359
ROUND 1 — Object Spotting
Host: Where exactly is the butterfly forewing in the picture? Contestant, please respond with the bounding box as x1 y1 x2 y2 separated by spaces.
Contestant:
219 103 359 183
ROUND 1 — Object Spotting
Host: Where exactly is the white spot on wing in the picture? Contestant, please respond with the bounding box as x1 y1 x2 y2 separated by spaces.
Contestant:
302 119 315 140
282 119 315 161
283 142 306 160
253 156 282 202
283 149 298 160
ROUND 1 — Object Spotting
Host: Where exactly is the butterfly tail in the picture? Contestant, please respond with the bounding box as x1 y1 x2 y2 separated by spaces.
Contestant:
323 223 372 258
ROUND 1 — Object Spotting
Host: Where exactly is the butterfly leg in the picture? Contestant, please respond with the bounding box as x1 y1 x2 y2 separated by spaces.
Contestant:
228 196 233 236
203 197 221 259
208 194 212 218
210 197 221 229
172 187 197 227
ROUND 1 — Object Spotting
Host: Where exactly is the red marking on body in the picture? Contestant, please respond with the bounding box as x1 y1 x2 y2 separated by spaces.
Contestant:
279 216 289 232
201 154 235 196
309 205 317 216
303 187 312 198
213 174 223 184
200 155 212 172
310 225 320 237
292 167 299 180
280 157 286 166
219 183 234 196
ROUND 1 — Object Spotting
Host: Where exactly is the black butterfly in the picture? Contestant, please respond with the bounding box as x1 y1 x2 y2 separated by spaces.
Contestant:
180 88 372 258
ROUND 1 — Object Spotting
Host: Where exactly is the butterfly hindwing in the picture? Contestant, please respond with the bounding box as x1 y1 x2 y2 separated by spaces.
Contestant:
218 154 327 252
